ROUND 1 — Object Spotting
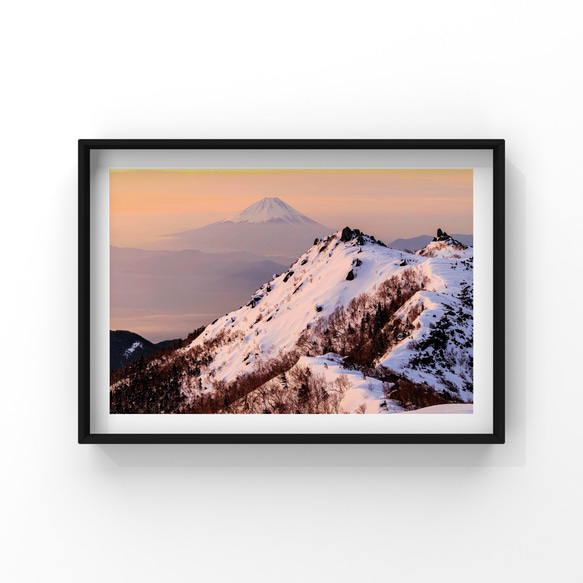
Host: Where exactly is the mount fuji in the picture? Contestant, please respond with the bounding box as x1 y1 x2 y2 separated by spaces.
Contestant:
221 197 320 226
163 197 332 257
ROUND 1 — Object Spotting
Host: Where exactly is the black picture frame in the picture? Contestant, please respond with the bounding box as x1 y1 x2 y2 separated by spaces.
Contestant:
79 139 505 444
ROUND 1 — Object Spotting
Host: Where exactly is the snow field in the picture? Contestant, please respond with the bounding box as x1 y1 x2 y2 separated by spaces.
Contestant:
185 228 474 412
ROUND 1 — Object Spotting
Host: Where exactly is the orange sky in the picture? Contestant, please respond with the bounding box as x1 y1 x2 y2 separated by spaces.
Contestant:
110 169 473 249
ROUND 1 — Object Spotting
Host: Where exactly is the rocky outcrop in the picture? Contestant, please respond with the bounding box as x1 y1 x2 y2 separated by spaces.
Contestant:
340 227 354 242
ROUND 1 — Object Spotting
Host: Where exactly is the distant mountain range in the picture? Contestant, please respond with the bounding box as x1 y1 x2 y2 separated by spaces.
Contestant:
388 234 473 251
110 330 180 371
161 197 332 257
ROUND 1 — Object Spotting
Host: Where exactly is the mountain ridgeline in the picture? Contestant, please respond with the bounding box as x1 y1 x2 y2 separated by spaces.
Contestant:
110 331 182 372
388 232 473 252
111 226 473 415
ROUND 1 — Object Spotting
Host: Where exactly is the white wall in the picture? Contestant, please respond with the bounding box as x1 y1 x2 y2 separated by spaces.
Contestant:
2 1 581 581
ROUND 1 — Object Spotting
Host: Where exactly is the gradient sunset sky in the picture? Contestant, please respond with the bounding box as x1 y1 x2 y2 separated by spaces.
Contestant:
110 169 473 249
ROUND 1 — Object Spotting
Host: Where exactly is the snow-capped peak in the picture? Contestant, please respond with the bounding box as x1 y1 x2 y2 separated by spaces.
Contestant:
222 197 315 225
416 228 472 259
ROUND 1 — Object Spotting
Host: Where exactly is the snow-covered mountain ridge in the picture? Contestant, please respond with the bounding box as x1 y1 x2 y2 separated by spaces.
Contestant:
416 229 472 259
111 227 473 414
189 227 401 370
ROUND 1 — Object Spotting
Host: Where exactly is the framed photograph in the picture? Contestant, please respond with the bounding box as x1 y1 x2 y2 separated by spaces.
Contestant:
79 139 504 444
